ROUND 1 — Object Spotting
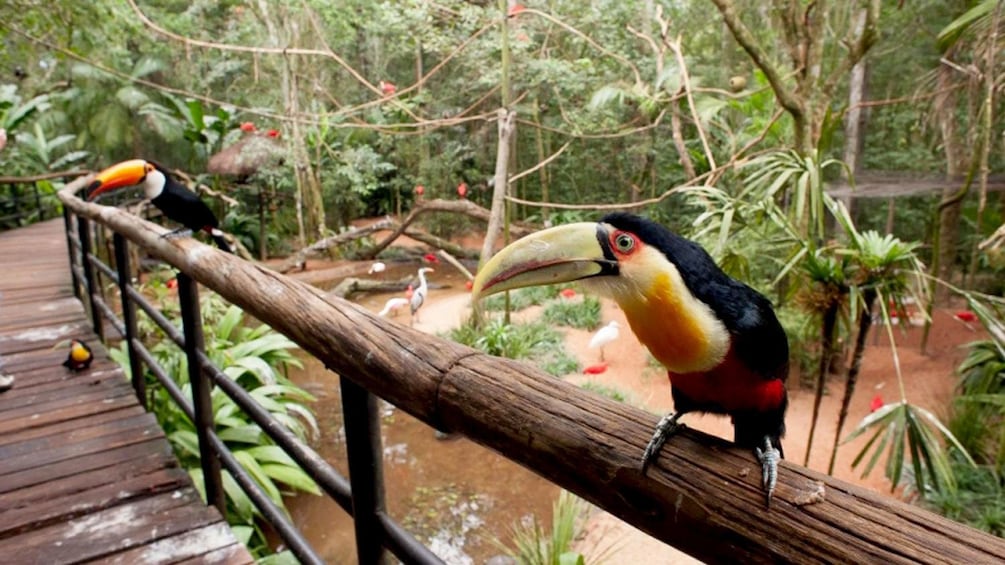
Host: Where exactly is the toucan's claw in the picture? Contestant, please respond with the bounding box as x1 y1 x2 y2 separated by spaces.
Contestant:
161 228 193 240
641 412 684 473
755 436 781 508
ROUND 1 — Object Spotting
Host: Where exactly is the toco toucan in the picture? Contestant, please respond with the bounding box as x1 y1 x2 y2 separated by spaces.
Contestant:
62 339 94 372
471 212 789 505
87 159 233 253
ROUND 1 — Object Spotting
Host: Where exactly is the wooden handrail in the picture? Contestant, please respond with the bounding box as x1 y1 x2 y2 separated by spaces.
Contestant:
58 177 1005 564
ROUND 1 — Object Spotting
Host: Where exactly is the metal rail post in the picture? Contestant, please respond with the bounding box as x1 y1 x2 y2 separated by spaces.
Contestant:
341 376 388 565
76 215 104 339
63 208 81 301
178 273 225 513
113 233 146 408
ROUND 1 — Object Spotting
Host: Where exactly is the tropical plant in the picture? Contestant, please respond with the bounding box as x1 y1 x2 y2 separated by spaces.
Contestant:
500 490 595 565
110 283 319 556
446 318 576 377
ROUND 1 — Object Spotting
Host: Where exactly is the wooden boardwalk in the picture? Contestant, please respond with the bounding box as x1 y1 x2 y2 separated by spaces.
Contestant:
0 220 253 564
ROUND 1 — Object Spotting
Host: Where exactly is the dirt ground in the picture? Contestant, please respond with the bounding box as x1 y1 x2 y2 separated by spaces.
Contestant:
308 222 984 563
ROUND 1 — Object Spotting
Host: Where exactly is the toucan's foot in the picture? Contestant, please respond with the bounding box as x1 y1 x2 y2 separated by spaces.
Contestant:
641 412 684 473
161 228 192 240
755 436 781 508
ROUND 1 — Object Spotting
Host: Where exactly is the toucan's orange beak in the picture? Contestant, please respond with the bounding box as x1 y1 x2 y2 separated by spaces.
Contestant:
86 159 150 200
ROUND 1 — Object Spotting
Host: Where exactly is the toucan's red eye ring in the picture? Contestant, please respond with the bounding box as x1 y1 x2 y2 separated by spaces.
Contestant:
611 231 637 255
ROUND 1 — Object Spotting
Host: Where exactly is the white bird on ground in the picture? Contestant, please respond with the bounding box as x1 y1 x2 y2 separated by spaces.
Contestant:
368 261 386 275
410 267 434 324
378 297 409 317
589 321 620 362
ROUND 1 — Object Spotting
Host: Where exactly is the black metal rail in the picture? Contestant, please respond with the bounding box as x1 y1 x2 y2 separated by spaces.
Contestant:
63 207 443 565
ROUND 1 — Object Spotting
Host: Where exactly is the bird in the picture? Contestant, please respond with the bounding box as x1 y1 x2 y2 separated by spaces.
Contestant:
86 159 233 253
471 212 789 506
378 297 409 317
589 321 620 362
0 370 13 392
369 261 387 275
62 339 94 372
410 267 434 324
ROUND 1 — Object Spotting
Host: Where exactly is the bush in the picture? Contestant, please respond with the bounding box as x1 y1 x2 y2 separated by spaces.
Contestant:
543 295 602 330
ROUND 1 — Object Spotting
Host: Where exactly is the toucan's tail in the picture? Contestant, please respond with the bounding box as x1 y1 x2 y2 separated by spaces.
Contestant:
207 228 234 254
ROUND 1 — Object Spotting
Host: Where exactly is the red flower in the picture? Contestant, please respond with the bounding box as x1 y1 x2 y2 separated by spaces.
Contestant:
869 393 884 413
457 182 468 199
266 129 280 138
239 122 256 132
166 278 178 289
508 3 526 17
560 288 576 299
465 280 474 291
379 81 397 96
423 253 440 264
583 363 608 375
955 310 977 323
415 185 425 196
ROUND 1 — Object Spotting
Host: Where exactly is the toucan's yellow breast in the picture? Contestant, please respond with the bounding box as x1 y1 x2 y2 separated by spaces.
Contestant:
609 252 729 373
71 344 90 362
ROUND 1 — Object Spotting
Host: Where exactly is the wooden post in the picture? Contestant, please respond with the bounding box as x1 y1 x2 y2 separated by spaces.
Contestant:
59 180 1005 564
113 233 146 407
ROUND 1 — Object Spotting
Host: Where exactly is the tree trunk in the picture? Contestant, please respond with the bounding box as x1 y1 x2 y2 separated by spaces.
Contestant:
480 109 516 266
935 65 964 296
804 301 840 467
828 288 877 475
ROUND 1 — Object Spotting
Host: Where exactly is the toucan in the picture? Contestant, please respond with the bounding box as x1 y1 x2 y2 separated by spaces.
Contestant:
87 159 233 253
62 339 94 372
471 212 789 505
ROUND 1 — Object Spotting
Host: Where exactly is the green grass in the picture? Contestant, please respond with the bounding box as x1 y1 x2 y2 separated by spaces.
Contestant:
542 295 601 330
446 318 581 377
580 381 628 403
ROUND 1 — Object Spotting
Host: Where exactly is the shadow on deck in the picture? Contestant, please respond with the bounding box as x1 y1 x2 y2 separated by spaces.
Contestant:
0 219 252 564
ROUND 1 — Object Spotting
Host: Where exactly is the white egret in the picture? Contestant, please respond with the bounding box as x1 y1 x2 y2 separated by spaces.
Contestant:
588 320 620 362
410 268 434 324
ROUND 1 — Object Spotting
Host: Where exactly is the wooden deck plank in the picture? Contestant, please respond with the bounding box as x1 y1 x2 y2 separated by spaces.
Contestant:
0 489 224 563
0 219 252 564
94 523 253 565
0 404 146 447
0 439 175 494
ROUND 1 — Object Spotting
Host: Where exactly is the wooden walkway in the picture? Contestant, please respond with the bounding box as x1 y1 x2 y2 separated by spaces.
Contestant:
0 220 253 564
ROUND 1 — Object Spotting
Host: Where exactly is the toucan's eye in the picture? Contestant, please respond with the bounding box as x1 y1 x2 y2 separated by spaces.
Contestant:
613 232 636 253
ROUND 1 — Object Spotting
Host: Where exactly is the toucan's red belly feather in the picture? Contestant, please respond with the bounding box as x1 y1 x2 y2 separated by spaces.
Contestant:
669 349 785 414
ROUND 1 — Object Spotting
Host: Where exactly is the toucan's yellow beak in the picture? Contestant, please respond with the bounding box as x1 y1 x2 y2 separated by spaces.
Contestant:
86 159 150 200
471 222 618 301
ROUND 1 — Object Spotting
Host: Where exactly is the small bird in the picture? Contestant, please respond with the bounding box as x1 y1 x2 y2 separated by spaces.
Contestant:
369 261 387 275
410 267 434 324
472 213 789 506
62 339 94 372
378 297 409 317
589 321 620 362
87 159 233 253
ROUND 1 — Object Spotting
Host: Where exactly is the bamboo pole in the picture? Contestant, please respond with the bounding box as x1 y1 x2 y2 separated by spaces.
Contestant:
59 178 1005 564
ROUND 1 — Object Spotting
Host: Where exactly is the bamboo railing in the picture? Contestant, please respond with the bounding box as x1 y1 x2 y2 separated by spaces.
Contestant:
59 177 1005 564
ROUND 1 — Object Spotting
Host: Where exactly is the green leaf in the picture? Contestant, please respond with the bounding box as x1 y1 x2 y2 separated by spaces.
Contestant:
261 463 321 495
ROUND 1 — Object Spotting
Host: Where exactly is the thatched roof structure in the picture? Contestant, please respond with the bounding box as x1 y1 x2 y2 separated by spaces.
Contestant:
207 133 285 178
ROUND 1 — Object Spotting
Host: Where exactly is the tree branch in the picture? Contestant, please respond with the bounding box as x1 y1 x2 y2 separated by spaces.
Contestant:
710 0 804 119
